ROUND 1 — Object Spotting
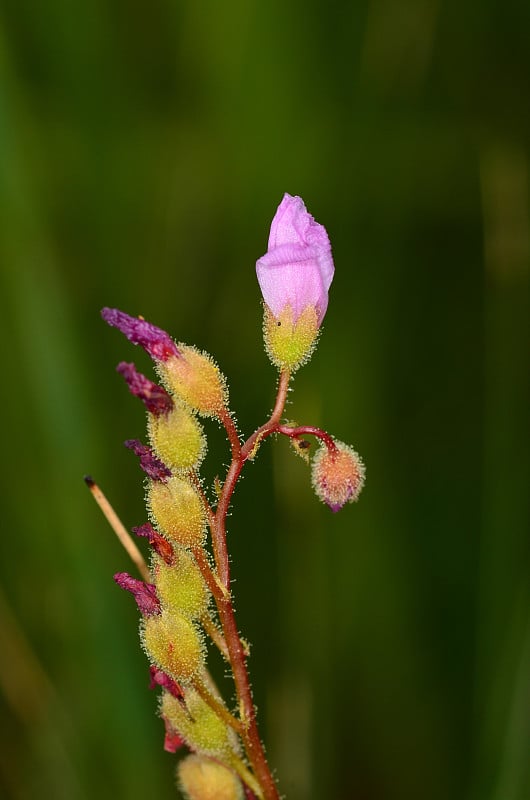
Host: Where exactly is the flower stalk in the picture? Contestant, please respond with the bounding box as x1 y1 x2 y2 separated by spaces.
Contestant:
91 194 365 800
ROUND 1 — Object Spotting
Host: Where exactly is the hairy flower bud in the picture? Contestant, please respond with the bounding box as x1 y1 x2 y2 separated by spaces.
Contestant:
153 549 209 619
148 404 206 471
142 609 204 682
148 477 206 548
161 687 234 757
178 755 244 800
256 195 334 370
159 346 227 418
311 440 365 511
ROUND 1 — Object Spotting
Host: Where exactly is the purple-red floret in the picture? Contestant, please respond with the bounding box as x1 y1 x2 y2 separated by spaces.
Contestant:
124 439 172 481
101 307 180 361
114 572 160 616
149 665 185 700
133 522 175 565
116 362 174 415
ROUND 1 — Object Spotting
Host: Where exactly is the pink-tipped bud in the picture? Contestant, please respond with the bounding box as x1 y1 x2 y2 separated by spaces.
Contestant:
102 308 179 361
133 522 175 565
124 439 172 482
117 362 174 415
114 573 161 616
311 440 365 511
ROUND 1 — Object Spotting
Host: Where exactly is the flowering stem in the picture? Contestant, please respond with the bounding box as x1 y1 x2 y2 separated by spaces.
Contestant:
207 368 291 800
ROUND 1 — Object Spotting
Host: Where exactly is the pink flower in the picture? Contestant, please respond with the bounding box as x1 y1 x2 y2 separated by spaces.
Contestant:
256 194 334 325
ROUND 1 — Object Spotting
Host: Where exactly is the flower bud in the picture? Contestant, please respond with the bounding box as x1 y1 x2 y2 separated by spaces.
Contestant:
142 609 204 682
311 440 365 511
153 549 209 619
148 404 206 471
161 687 233 757
148 476 206 548
178 755 244 800
159 346 227 418
256 194 334 369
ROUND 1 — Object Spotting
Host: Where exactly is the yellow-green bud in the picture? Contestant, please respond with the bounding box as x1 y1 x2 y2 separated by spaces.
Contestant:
178 755 244 800
142 609 204 682
153 549 209 619
161 688 233 757
263 304 319 371
159 346 227 417
148 477 205 548
148 404 206 471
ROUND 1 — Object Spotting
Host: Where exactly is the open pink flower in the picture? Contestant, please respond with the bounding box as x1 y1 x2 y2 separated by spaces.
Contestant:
256 194 334 325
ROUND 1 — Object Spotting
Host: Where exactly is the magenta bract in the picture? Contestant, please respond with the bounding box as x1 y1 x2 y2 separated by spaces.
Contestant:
256 194 334 325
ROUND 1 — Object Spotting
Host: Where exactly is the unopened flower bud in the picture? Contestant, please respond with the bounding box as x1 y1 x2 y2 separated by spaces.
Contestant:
148 477 206 548
256 194 334 370
311 440 365 512
102 308 179 361
142 609 204 682
161 688 233 757
159 346 227 418
153 549 209 619
114 573 160 616
178 755 244 800
148 404 206 471
116 362 174 415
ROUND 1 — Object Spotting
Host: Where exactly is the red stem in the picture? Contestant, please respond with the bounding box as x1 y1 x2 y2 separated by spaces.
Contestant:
209 369 291 800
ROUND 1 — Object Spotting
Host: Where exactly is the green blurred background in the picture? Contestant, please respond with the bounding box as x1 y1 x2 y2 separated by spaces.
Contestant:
0 1 529 798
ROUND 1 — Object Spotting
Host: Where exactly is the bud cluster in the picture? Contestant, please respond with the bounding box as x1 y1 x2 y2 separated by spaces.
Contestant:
99 194 365 800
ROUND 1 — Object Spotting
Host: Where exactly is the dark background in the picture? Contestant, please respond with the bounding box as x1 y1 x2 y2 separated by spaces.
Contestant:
0 2 529 799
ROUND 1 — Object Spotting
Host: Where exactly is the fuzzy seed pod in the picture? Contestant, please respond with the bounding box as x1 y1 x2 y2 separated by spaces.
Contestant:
142 609 204 682
311 440 365 511
148 477 205 548
159 346 227 417
148 404 206 471
178 755 244 800
263 304 320 371
161 687 234 758
153 549 209 619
